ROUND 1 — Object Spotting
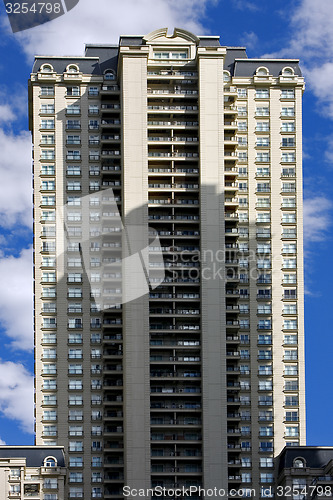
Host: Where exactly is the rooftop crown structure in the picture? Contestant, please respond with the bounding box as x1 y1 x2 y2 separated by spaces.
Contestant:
28 28 305 500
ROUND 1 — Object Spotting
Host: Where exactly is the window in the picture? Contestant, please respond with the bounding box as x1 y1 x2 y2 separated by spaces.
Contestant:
284 319 297 330
68 332 83 344
223 71 231 82
282 153 296 163
293 457 305 467
10 468 21 478
89 120 99 130
92 456 102 468
69 380 83 390
66 120 81 130
69 395 83 406
70 471 83 483
256 213 270 223
283 244 296 253
41 149 55 160
66 196 81 207
69 410 83 421
41 119 55 130
42 272 56 283
67 213 81 222
67 64 79 73
41 86 54 96
43 410 57 421
89 105 99 115
69 348 83 359
256 121 269 131
259 380 273 391
259 365 272 375
67 165 81 176
41 104 55 114
43 376 57 389
89 86 99 96
281 121 295 132
284 365 298 376
283 303 297 314
67 135 81 145
281 107 295 116
241 472 251 483
283 273 297 284
285 411 298 422
256 89 269 98
68 287 82 298
41 180 55 191
44 478 58 489
10 485 21 494
286 426 299 437
258 335 272 345
257 305 271 314
67 86 80 96
281 88 295 99
256 67 269 76
257 182 270 192
237 88 247 97
41 134 55 144
259 441 273 452
69 456 83 466
67 258 82 268
284 336 298 348
41 165 55 176
257 137 270 147
256 152 270 162
256 107 269 116
238 121 247 131
69 441 83 452
237 105 247 116
284 349 298 360
154 51 188 59
67 151 81 161
70 487 83 498
260 473 274 483
104 70 116 79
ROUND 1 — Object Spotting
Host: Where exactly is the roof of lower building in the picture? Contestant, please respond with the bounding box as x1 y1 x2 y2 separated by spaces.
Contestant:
0 446 65 468
278 446 333 474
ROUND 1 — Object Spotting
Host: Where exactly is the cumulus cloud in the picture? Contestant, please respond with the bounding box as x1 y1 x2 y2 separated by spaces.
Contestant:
232 0 259 12
0 247 33 351
264 0 333 119
240 31 259 50
303 196 332 243
1 0 217 58
0 360 34 434
0 128 32 228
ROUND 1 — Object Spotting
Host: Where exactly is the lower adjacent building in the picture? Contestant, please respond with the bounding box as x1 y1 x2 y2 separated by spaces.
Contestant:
276 447 333 500
0 446 66 499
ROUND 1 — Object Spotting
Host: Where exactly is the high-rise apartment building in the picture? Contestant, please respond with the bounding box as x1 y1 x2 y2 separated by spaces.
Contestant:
29 28 305 499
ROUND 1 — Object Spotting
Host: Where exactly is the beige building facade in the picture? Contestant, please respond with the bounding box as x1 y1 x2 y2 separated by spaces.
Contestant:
29 28 305 499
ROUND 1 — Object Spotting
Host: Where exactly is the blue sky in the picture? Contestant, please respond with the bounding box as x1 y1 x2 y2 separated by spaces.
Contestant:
0 0 332 446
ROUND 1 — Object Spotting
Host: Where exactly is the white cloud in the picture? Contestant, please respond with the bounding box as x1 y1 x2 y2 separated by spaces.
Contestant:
0 104 15 123
264 0 333 119
0 128 32 228
0 438 6 445
0 247 33 351
1 0 217 58
240 31 258 50
303 196 332 243
232 0 259 12
0 360 34 434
